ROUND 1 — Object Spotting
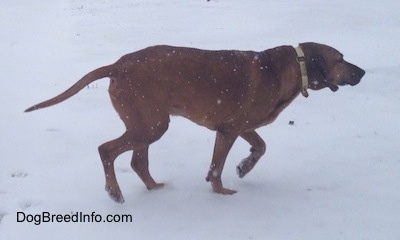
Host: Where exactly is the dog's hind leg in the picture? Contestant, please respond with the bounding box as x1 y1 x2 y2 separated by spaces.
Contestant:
98 132 147 203
131 146 165 190
236 131 266 178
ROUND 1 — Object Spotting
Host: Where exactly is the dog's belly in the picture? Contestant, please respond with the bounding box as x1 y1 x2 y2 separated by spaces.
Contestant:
169 94 236 131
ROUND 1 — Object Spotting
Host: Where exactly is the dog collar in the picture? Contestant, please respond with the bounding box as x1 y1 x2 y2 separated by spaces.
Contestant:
294 46 309 98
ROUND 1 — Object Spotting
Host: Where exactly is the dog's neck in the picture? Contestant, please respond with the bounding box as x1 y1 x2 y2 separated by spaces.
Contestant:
294 46 309 98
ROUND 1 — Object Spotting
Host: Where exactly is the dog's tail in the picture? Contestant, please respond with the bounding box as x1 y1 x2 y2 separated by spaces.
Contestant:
24 65 115 112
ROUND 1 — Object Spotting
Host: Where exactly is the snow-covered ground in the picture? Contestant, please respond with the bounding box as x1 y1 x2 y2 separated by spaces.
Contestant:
1 0 399 239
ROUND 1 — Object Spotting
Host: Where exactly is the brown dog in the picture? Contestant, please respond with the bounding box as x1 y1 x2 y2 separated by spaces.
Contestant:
25 42 365 203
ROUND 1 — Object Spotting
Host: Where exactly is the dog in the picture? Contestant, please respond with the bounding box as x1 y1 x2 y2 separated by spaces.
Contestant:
25 42 365 203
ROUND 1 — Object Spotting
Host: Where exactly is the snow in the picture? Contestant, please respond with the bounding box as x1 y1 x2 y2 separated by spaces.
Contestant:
1 0 400 239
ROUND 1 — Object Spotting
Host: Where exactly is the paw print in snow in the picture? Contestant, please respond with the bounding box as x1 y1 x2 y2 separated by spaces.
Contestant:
10 171 28 178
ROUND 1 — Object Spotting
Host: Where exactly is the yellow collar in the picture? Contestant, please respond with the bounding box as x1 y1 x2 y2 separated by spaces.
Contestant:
294 46 309 98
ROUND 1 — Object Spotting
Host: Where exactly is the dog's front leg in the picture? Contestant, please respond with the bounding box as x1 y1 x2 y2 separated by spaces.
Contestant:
206 130 238 195
236 131 266 178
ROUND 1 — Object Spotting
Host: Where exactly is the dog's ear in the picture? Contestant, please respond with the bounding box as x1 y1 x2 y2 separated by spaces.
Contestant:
308 54 340 92
313 54 328 77
307 54 326 84
300 43 327 83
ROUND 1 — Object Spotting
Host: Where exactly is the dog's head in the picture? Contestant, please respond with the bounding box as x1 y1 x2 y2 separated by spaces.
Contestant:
299 42 365 92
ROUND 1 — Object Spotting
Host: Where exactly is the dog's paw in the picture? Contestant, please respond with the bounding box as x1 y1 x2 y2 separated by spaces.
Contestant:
208 176 237 195
216 188 237 195
105 186 125 204
211 184 237 195
147 182 165 191
236 164 245 178
109 195 125 204
236 157 257 178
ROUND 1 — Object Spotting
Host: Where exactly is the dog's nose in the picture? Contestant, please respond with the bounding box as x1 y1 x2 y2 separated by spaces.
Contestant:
358 68 366 78
348 66 365 86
